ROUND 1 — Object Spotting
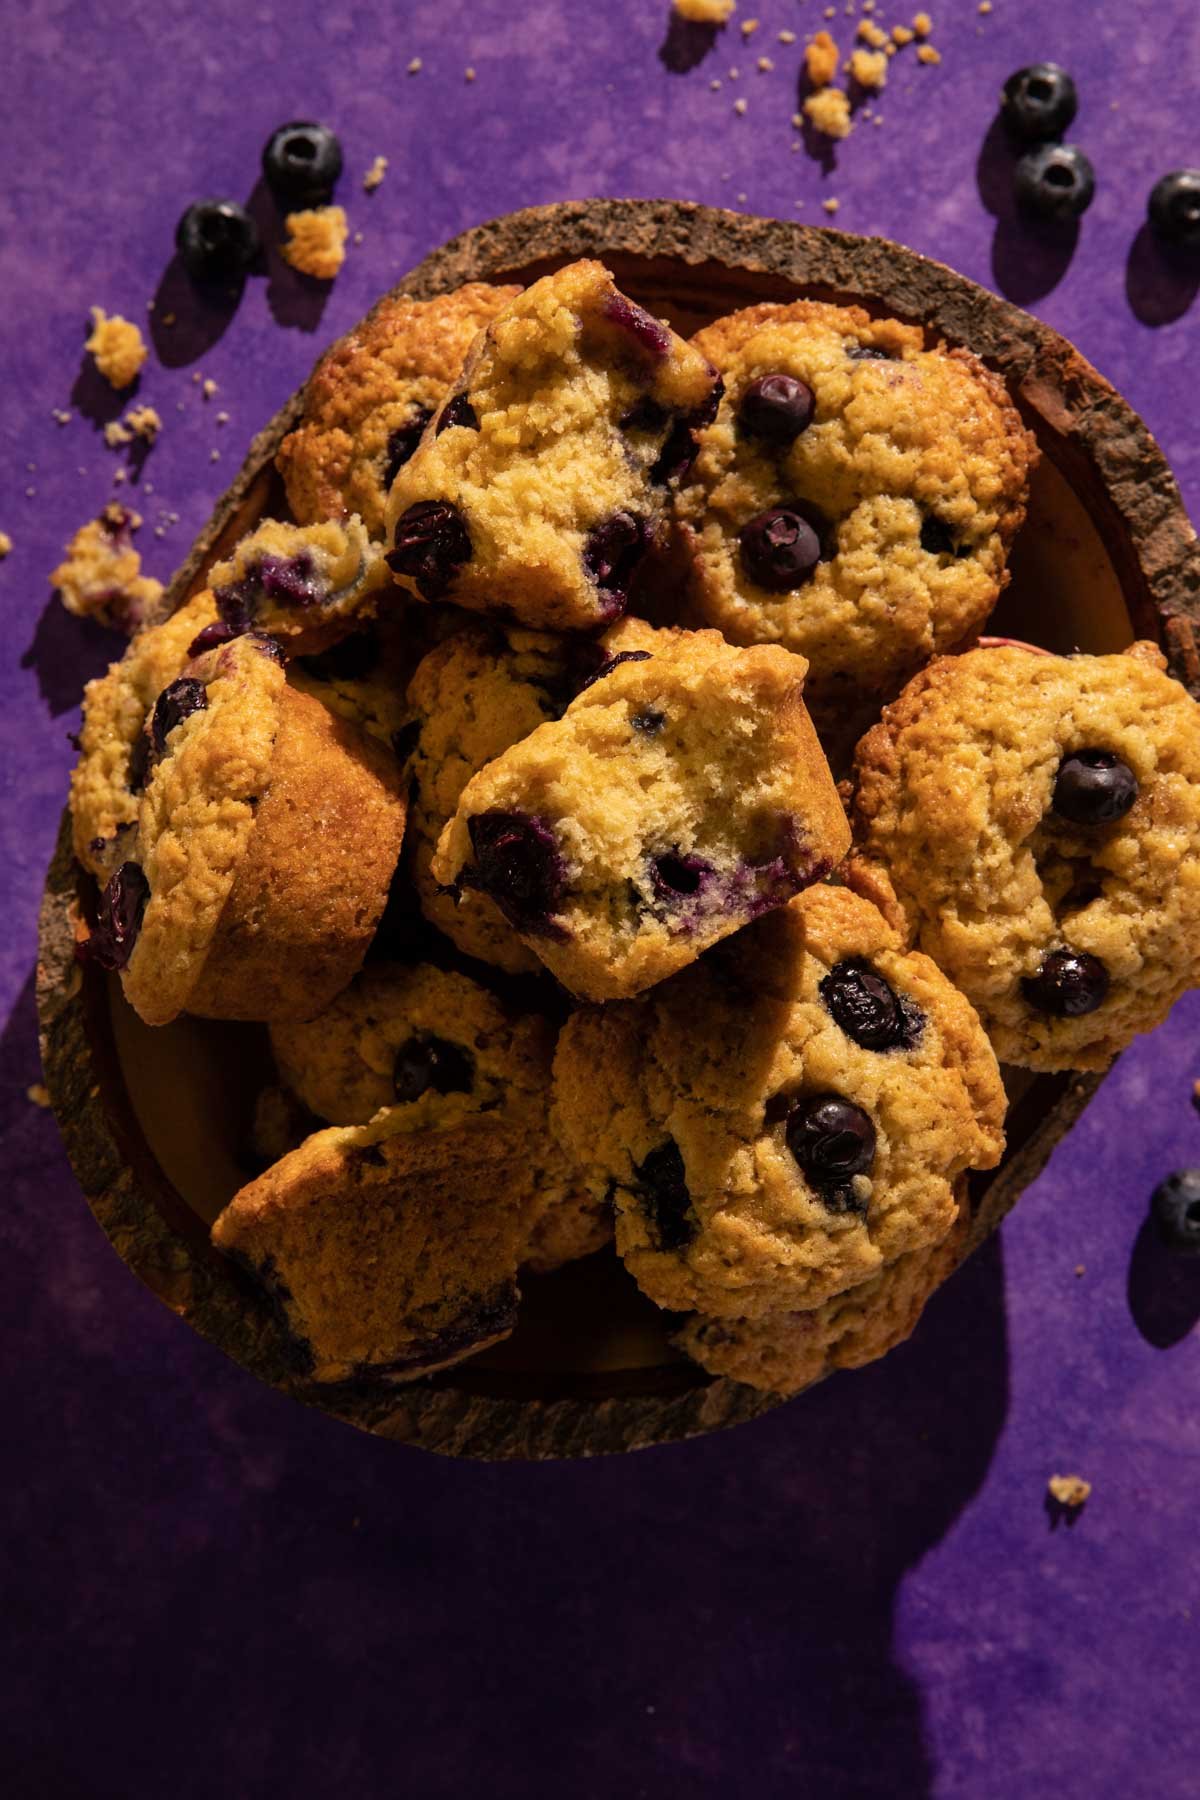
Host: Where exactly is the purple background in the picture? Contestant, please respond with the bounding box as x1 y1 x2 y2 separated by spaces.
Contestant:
3 3 1199 1795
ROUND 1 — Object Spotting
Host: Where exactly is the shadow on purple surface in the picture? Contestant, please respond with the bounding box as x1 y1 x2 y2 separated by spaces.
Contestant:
69 354 136 431
149 254 247 369
1124 224 1200 328
21 593 126 719
975 115 1079 306
657 10 720 75
1125 1215 1200 1348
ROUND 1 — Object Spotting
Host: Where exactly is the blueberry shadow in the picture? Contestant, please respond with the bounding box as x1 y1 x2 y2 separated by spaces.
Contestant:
1126 1215 1200 1348
249 178 333 335
21 594 126 719
149 253 247 369
1125 223 1200 327
658 10 720 72
975 113 1079 304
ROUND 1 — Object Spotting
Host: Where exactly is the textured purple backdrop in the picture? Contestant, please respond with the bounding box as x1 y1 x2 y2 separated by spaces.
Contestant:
3 3 1199 1796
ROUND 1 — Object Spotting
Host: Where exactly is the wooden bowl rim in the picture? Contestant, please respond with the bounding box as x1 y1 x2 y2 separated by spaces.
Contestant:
38 198 1183 1461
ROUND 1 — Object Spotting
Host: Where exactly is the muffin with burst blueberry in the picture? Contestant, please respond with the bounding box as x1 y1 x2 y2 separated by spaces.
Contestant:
205 515 390 656
81 630 406 1026
552 883 1005 1322
276 283 521 537
384 260 723 632
269 960 610 1273
431 627 850 1001
848 641 1200 1071
673 300 1037 759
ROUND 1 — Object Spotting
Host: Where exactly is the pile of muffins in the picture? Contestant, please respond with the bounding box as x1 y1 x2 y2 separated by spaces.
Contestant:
69 259 1200 1398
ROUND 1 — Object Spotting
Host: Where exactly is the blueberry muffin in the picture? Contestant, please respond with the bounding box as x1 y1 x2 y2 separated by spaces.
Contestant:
432 629 851 1000
82 631 407 1026
269 961 610 1271
52 503 166 635
674 301 1037 757
848 641 1200 1071
288 609 426 748
384 260 722 632
552 884 1005 1319
70 588 220 879
403 614 663 974
674 1187 969 1394
206 515 389 657
212 1113 528 1383
276 282 521 537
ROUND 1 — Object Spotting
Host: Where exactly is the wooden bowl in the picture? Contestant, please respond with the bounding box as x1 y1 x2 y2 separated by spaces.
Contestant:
37 200 1200 1461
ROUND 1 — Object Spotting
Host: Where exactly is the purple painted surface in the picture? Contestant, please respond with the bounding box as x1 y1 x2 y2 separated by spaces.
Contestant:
2 2 1199 1795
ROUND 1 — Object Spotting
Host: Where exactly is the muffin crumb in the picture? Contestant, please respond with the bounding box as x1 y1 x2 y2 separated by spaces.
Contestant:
778 28 797 44
86 308 148 390
1048 1474 1091 1509
126 405 161 443
913 10 932 35
51 504 164 632
407 56 422 74
363 154 389 193
673 0 736 19
26 1083 50 1108
282 207 349 281
740 15 759 35
805 30 840 85
756 55 773 71
52 408 73 426
917 43 941 64
857 18 888 46
202 377 218 400
465 65 476 81
849 48 888 87
805 87 853 138
0 531 11 559
822 195 841 213
103 420 133 449
892 22 914 43
734 96 748 114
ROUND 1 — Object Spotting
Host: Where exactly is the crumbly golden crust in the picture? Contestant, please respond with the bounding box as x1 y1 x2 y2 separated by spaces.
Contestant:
677 301 1036 755
270 960 609 1271
206 515 390 656
277 283 520 536
211 1115 527 1383
384 260 721 631
70 589 219 877
675 1189 969 1393
848 643 1200 1071
52 505 165 634
552 883 1004 1319
86 308 148 388
281 207 348 281
432 629 851 1000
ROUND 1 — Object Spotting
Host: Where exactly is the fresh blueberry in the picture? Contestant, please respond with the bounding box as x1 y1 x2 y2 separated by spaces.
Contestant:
382 408 435 487
738 373 815 446
261 120 344 207
650 851 711 899
82 862 150 972
1000 63 1078 142
393 1035 475 1105
1150 1169 1200 1256
187 620 240 658
601 292 672 361
739 506 822 591
633 1139 694 1250
175 200 260 283
631 709 666 735
819 959 922 1052
920 515 957 557
1014 143 1095 221
583 512 647 607
1148 170 1200 249
386 500 473 600
150 677 207 754
436 392 479 434
621 397 669 433
463 810 569 937
1022 948 1109 1016
126 726 152 794
1052 750 1138 825
574 649 652 696
784 1093 876 1211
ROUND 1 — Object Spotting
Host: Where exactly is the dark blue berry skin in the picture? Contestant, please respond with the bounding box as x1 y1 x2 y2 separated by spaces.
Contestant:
1000 64 1078 142
261 121 344 207
81 862 150 972
819 960 923 1052
1014 143 1095 222
738 373 815 446
382 409 434 487
151 678 207 754
175 200 261 284
1151 1170 1200 1256
1022 949 1109 1016
633 1140 694 1250
386 500 473 600
1052 750 1138 825
573 649 652 696
583 512 648 610
436 393 479 434
739 506 822 592
784 1093 876 1214
463 810 569 938
1148 170 1200 249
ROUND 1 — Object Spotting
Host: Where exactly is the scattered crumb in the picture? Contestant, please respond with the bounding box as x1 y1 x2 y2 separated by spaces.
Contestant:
778 28 796 44
202 377 218 400
1074 1264 1086 1277
791 111 805 127
111 470 125 486
51 504 164 633
885 41 897 55
125 405 161 443
25 486 36 498
740 16 759 36
281 206 348 280
823 4 835 16
849 48 887 88
215 410 230 425
52 408 72 426
160 313 176 328
465 66 476 81
362 154 388 193
733 96 748 113
757 55 774 71
85 308 148 390
353 230 365 245
711 77 723 88
857 18 888 46
0 531 11 559
979 1 992 11
210 448 221 462
729 65 740 77
913 10 932 34
917 43 941 64
805 30 840 86
822 196 841 214
892 23 914 43
103 420 133 449
804 87 853 138
407 56 422 74
873 114 884 124
736 191 748 202
26 1083 50 1108
673 0 735 19
1047 1474 1091 1510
